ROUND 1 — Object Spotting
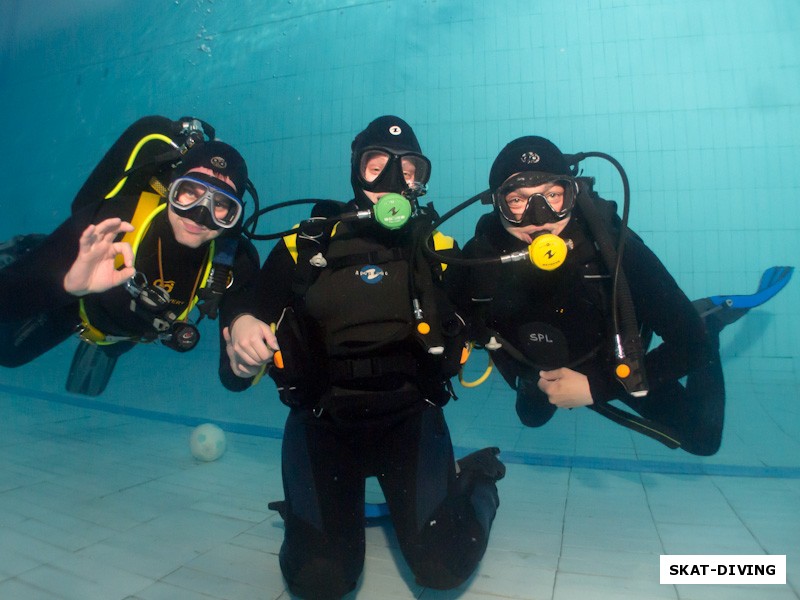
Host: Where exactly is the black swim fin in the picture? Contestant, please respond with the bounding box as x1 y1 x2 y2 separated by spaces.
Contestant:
456 446 506 482
693 266 794 327
65 342 120 397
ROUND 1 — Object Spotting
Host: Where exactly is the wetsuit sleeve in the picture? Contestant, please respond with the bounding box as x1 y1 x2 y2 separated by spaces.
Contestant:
214 237 297 390
586 234 717 404
252 239 298 324
217 237 261 327
217 236 262 391
0 193 148 323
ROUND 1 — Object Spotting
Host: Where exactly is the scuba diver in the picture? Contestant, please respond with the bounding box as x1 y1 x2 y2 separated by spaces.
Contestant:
225 116 505 598
0 116 261 396
446 135 792 456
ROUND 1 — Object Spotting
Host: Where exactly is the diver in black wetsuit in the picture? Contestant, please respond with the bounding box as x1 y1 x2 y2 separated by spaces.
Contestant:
225 116 505 598
0 131 260 395
454 135 732 456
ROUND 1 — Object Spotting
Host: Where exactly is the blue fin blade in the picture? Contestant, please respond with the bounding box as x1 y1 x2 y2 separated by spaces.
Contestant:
364 502 389 520
708 266 793 310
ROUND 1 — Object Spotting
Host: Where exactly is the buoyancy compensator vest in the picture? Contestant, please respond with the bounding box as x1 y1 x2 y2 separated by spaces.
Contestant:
269 200 468 417
467 205 616 379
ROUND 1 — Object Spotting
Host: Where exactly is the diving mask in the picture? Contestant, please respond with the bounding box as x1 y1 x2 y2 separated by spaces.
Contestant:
494 173 577 227
168 175 243 229
356 147 431 198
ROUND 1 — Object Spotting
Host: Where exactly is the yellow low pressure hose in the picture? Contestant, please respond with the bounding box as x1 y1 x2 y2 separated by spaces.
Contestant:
104 134 177 199
458 346 493 388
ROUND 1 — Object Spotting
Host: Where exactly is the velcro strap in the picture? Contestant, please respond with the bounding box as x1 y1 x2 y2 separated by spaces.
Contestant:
328 354 417 381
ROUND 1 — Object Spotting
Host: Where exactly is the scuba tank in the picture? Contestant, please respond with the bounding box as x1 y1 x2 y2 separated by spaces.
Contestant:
71 115 214 212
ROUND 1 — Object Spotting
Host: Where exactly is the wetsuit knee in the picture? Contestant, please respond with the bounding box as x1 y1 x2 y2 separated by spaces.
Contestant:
681 424 723 456
281 555 358 600
279 511 364 600
0 341 35 367
407 448 504 590
685 438 721 457
0 307 77 367
516 378 557 427
0 316 56 367
409 511 490 590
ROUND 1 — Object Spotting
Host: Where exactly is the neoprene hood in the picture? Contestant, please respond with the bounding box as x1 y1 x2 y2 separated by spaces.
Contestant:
489 136 570 191
176 141 248 200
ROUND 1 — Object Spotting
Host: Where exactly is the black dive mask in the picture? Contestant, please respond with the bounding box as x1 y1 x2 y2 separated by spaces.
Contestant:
493 173 577 227
355 147 431 200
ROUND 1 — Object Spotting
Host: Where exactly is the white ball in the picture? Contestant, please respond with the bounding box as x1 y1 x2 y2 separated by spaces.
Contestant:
189 423 226 461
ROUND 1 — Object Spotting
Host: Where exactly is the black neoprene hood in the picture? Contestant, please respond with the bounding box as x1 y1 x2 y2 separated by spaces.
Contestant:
489 136 570 191
176 141 248 200
351 115 423 157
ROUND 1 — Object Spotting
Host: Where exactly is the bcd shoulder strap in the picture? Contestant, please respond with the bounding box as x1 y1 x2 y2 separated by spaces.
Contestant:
284 200 347 296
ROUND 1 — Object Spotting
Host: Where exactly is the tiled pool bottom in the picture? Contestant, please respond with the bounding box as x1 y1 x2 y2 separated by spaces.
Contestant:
1 389 798 600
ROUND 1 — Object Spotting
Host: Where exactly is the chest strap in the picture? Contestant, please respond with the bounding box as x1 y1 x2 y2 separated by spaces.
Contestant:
325 247 407 270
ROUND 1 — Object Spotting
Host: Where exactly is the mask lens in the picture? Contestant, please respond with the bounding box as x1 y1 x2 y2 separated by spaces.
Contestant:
495 184 529 224
172 179 206 206
400 154 430 187
168 177 243 229
209 191 240 226
359 150 391 183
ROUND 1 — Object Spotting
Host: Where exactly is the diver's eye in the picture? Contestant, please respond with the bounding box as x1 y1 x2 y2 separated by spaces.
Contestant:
213 197 232 210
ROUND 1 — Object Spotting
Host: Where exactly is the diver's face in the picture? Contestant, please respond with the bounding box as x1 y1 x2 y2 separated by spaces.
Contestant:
501 181 570 244
167 167 231 248
361 153 418 204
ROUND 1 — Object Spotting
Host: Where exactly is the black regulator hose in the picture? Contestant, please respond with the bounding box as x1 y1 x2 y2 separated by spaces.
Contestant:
568 152 648 397
242 178 261 237
243 193 419 242
422 190 536 266
242 199 330 241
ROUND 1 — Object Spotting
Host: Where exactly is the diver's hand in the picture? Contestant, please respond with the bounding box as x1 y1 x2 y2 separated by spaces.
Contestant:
224 314 279 378
538 367 594 409
63 218 135 296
